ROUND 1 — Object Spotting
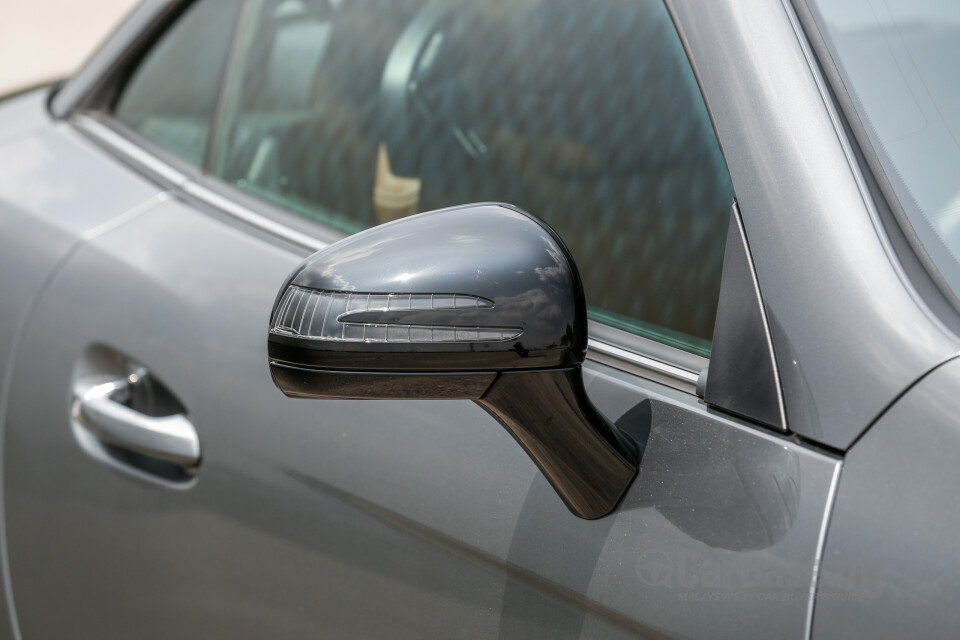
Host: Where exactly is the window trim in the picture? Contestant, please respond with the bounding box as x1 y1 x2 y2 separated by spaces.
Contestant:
70 112 706 394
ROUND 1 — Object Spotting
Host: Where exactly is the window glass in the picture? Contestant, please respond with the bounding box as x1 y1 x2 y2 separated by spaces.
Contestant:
808 1 960 300
127 0 734 356
114 0 239 166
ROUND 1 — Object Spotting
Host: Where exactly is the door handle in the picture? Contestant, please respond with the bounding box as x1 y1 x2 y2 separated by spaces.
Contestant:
72 372 200 466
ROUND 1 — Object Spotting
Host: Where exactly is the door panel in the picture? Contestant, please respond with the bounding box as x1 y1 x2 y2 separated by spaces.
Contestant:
0 118 164 640
5 194 839 638
812 357 960 639
0 121 162 398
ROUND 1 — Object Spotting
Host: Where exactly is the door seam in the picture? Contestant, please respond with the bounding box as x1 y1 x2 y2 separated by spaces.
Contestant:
804 460 841 640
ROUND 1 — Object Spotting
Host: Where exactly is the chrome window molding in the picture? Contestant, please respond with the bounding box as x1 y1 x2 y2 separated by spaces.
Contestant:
182 181 329 252
69 112 705 395
71 115 192 189
588 338 701 395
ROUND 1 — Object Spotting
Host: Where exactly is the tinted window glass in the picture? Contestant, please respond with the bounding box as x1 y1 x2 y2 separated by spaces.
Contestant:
114 0 238 166
177 0 733 356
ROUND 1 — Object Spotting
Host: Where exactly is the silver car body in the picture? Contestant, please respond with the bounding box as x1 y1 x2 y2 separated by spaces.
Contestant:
0 0 957 638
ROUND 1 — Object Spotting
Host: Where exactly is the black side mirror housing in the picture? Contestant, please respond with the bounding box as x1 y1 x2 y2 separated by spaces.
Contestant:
267 203 637 519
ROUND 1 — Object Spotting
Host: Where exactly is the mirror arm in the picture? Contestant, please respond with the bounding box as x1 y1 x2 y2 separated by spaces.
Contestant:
475 367 638 519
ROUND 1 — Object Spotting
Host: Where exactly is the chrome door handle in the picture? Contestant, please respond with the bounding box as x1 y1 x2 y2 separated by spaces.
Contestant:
72 373 200 466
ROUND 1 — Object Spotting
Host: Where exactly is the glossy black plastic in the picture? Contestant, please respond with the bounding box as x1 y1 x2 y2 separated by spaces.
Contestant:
704 205 783 430
270 363 497 400
269 203 585 371
477 368 637 519
267 203 637 519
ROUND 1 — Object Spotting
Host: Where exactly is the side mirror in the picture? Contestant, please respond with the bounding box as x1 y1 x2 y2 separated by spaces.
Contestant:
267 203 637 519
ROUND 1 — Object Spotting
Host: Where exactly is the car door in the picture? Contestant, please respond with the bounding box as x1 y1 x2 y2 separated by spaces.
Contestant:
3 1 841 639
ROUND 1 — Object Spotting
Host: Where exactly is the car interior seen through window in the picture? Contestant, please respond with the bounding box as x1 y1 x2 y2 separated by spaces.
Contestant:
112 0 736 358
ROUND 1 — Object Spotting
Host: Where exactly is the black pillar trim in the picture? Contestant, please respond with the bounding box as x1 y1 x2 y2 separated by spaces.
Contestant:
704 202 786 431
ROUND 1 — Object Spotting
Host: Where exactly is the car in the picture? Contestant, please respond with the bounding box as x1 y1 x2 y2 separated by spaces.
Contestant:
0 0 957 637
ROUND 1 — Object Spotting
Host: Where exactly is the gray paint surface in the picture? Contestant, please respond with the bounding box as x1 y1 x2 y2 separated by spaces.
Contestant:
0 114 163 421
3 194 840 638
813 356 960 638
671 0 960 449
0 95 162 640
0 91 49 147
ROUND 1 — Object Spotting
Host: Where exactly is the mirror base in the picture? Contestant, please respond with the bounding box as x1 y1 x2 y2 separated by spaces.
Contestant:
476 367 638 519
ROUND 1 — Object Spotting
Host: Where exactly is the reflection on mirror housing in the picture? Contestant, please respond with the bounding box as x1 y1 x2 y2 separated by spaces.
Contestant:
267 203 637 519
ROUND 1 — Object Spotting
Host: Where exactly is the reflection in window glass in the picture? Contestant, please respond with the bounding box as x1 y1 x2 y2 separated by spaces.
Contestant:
208 0 734 355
